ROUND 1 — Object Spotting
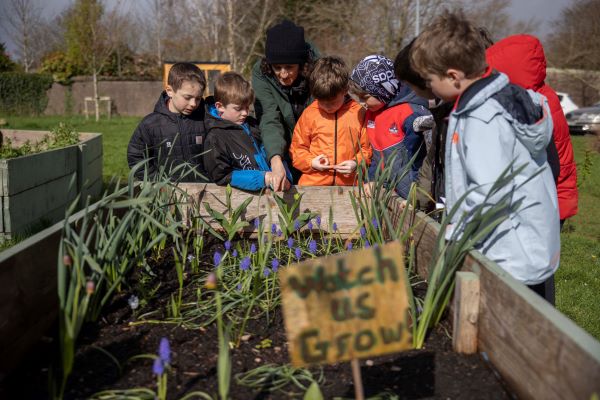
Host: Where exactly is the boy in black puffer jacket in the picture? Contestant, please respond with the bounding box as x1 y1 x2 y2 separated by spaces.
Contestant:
127 62 209 182
204 72 291 191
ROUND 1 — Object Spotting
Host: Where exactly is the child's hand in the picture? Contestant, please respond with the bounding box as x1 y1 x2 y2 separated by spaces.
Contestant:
311 154 332 171
333 160 357 175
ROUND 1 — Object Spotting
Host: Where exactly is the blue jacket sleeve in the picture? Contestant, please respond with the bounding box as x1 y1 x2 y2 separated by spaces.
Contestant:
230 170 267 191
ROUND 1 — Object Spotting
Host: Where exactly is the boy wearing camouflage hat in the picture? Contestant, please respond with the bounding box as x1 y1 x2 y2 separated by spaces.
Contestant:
349 55 432 198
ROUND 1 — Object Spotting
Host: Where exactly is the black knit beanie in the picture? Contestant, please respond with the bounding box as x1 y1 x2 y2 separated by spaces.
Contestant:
265 20 309 64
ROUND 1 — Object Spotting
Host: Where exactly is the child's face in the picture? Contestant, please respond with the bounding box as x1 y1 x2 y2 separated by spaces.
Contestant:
424 73 460 102
271 64 300 87
216 102 250 125
317 92 346 114
166 80 203 115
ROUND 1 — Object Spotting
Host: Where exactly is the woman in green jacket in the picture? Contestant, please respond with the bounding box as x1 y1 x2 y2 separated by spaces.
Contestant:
252 19 318 190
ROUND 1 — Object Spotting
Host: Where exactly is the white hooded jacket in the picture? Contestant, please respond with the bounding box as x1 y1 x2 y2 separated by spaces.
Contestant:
445 72 560 285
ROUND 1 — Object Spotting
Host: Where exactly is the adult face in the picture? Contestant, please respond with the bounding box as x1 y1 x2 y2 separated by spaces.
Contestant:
271 64 300 87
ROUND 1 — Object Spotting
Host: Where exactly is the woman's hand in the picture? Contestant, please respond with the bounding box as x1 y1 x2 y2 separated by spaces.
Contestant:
269 155 289 191
311 154 331 171
333 160 357 175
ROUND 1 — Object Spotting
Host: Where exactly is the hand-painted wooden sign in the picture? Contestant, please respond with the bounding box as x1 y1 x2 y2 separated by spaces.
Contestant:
280 241 412 367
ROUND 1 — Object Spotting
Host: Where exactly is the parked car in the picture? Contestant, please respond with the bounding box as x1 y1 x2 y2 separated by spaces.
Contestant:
557 92 578 114
565 101 600 135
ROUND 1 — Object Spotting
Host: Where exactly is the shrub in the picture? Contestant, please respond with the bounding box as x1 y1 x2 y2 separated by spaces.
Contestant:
0 72 53 115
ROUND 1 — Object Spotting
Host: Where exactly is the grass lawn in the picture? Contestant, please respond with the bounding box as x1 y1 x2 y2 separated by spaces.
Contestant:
2 115 600 339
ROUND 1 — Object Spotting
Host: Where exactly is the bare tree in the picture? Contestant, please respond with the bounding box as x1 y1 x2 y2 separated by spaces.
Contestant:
1 0 46 72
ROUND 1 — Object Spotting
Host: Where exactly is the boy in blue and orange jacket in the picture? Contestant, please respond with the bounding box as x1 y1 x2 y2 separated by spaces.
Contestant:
349 55 432 198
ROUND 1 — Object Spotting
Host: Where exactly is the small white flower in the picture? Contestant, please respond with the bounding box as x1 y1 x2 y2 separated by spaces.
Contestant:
128 295 139 310
187 255 195 262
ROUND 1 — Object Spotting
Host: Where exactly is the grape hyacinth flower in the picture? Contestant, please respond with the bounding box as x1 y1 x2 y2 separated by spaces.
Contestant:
271 258 280 272
295 247 302 261
276 229 283 237
309 240 317 255
224 241 232 251
263 268 271 277
153 357 165 376
250 243 257 254
271 223 277 235
153 337 171 376
232 249 238 257
237 283 242 291
332 222 338 232
307 220 313 230
315 215 321 226
213 251 222 267
240 257 251 271
372 218 379 229
347 242 353 250
287 237 294 249
360 226 366 238
254 217 260 229
365 240 371 248
294 220 300 231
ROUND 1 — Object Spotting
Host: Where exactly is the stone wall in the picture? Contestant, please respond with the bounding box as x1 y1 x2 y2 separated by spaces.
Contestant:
546 68 600 108
45 79 163 117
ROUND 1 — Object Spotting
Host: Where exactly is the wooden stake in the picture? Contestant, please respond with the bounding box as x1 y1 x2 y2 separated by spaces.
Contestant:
453 271 480 354
351 359 365 400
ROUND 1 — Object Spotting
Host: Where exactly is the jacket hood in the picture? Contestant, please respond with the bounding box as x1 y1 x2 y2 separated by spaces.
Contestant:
454 72 552 157
204 96 260 138
154 90 205 122
387 84 429 108
486 34 547 91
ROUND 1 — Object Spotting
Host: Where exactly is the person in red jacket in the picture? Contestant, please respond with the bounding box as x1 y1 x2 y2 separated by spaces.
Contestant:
486 34 579 224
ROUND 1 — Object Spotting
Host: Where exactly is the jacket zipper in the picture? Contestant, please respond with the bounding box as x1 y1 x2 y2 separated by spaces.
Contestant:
332 112 338 185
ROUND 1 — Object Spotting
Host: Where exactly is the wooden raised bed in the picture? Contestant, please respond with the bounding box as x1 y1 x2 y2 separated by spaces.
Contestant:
0 129 103 241
0 183 598 399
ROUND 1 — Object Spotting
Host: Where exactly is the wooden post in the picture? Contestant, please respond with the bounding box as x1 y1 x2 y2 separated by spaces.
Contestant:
453 271 480 354
351 359 365 400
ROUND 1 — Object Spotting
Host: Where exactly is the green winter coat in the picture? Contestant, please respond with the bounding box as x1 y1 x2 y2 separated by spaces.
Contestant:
251 44 319 161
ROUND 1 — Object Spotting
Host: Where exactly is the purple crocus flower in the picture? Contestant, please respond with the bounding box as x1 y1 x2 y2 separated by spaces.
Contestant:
309 240 317 254
232 249 238 257
307 221 313 230
271 258 279 272
315 215 321 226
372 218 379 229
159 337 171 364
213 251 222 266
240 257 251 271
347 242 353 250
250 243 257 254
287 237 294 249
294 220 300 231
271 223 277 234
224 240 232 251
263 268 271 277
295 247 302 260
332 222 338 232
153 357 164 375
360 226 366 238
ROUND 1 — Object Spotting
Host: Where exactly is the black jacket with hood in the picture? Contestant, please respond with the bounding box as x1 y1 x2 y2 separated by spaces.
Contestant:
127 91 208 182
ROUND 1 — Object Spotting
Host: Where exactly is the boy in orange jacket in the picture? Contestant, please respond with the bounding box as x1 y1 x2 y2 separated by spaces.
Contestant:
290 56 372 186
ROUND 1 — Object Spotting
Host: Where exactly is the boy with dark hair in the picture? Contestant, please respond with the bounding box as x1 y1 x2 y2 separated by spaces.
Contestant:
394 39 453 212
290 56 371 186
348 55 432 198
411 11 560 297
127 62 208 182
203 72 291 191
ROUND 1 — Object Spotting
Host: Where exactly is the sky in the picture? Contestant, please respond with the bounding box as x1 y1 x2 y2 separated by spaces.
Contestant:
0 0 574 57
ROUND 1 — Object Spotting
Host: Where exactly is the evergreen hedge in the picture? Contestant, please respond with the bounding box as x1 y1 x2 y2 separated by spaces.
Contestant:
0 72 53 116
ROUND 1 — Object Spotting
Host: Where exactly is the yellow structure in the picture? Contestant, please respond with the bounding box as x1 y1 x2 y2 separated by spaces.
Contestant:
163 62 231 95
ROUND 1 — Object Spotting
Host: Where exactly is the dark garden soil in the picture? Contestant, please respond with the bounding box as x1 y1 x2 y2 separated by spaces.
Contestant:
2 238 513 400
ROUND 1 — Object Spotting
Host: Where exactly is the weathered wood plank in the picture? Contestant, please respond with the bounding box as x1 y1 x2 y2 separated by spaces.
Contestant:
0 146 78 196
178 183 359 234
452 271 480 354
3 173 78 234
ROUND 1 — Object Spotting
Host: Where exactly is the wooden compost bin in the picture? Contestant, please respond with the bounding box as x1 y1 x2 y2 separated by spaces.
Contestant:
0 129 103 241
0 183 598 400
